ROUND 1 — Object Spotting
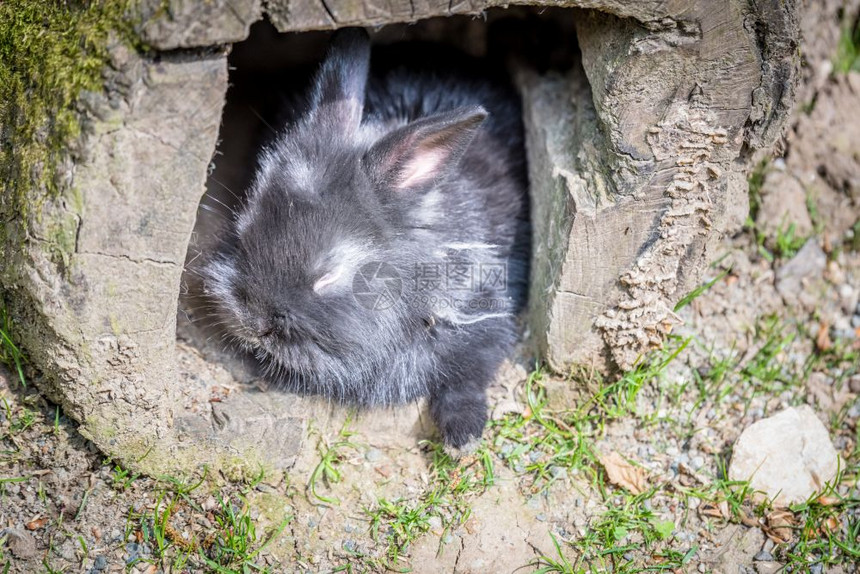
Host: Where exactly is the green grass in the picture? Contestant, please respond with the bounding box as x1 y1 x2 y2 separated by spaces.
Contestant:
125 471 290 573
106 460 139 492
744 160 814 262
201 495 291 573
492 341 688 494
525 304 860 573
0 306 26 388
363 440 494 568
673 269 729 313
307 416 361 506
531 490 694 573
834 10 860 74
780 455 860 570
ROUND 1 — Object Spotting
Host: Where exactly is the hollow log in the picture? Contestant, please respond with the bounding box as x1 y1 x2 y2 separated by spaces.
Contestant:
0 0 798 475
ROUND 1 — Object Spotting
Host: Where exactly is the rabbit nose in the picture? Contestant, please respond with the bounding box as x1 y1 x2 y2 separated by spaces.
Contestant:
269 312 291 337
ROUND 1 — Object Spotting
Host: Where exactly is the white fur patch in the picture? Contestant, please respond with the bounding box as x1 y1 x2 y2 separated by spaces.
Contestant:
314 241 373 294
444 437 481 459
415 190 442 226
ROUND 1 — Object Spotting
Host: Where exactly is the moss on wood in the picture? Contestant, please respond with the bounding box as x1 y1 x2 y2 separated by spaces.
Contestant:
0 1 138 227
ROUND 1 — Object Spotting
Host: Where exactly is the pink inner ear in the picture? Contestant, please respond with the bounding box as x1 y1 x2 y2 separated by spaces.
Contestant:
397 148 447 190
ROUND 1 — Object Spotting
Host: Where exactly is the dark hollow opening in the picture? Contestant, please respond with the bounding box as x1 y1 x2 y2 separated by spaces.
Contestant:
178 8 581 386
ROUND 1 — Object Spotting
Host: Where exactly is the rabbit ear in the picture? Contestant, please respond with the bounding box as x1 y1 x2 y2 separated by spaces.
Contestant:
309 28 370 131
366 106 488 191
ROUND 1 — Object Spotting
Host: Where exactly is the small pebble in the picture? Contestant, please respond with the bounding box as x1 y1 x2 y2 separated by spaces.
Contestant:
93 555 108 571
691 455 705 470
364 449 383 463
549 466 568 480
622 552 634 561
753 550 773 562
809 564 823 574
427 516 443 531
536 513 546 522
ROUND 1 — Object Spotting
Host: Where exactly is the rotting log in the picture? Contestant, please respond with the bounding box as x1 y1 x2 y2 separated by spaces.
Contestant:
0 0 798 475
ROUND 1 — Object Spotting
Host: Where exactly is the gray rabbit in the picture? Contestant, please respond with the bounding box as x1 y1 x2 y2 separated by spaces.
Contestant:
203 28 530 453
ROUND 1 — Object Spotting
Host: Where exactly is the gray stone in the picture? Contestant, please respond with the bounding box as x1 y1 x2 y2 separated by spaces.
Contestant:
137 0 261 49
775 240 828 308
755 563 781 574
1 528 37 559
756 171 814 238
729 406 839 506
753 550 774 561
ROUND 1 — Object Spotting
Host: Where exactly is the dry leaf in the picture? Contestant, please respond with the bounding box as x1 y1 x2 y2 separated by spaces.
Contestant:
718 500 731 520
25 517 47 531
821 515 841 535
816 322 832 352
816 495 841 506
698 503 724 519
739 510 760 528
763 509 796 544
600 451 648 495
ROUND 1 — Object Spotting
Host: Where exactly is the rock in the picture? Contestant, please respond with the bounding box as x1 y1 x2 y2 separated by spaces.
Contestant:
137 0 260 50
775 240 827 309
754 550 774 561
1 528 37 559
364 448 383 463
756 563 782 574
701 525 764 572
756 171 814 238
729 406 839 506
